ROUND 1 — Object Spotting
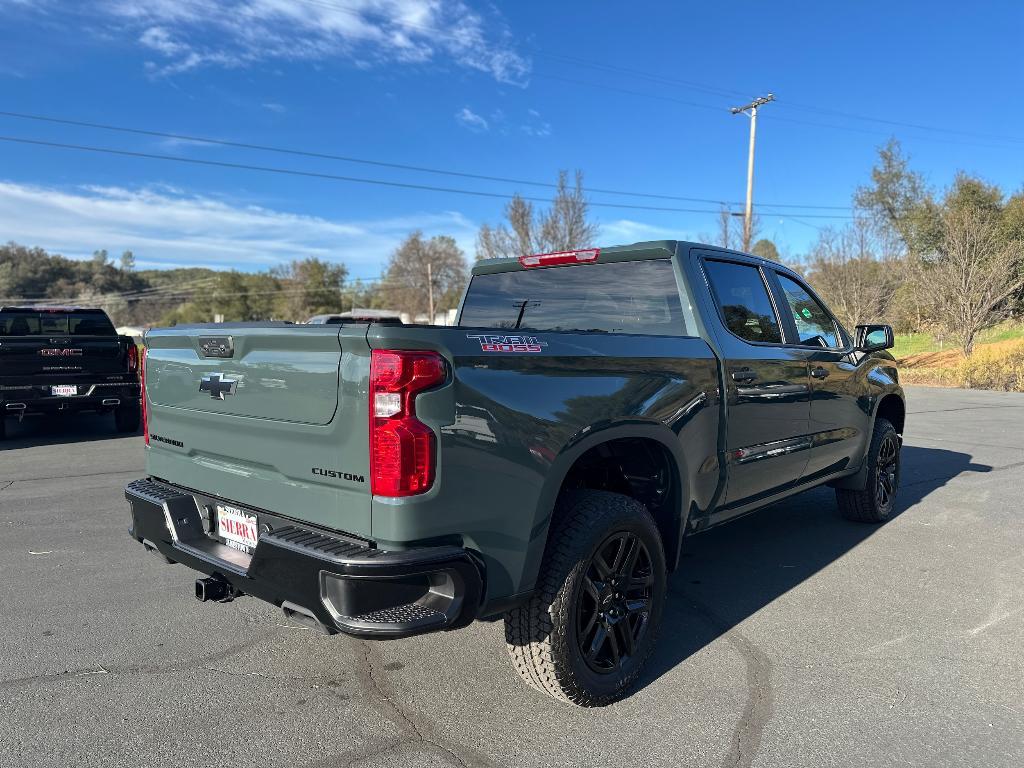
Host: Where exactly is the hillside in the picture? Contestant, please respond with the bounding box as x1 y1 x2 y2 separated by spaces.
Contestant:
897 325 1024 391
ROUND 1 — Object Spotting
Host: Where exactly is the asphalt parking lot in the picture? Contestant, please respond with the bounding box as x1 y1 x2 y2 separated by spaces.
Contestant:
1 385 1022 768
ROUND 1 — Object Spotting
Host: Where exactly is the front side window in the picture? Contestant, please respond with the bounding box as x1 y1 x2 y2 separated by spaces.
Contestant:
703 260 782 344
459 259 689 336
776 274 839 348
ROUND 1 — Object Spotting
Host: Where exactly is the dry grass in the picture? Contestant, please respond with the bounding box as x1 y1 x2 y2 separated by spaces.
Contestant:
898 338 1024 391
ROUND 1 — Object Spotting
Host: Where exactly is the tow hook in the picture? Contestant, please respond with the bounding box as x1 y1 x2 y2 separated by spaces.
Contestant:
195 575 240 603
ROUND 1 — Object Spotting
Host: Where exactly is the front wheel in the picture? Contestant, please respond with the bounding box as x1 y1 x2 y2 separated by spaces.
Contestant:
836 418 901 523
504 490 666 706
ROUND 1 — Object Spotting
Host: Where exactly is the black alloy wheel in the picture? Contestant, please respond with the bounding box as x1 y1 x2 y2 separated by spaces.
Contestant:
576 531 654 675
874 432 900 514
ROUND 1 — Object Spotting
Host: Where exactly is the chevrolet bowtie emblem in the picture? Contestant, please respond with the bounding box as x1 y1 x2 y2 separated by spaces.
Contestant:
199 372 238 400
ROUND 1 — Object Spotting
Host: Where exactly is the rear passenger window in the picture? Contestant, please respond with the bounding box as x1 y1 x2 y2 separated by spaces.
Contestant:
703 260 782 344
459 259 689 336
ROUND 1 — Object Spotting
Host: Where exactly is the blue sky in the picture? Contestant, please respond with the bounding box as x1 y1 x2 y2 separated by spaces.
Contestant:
1 1 1022 277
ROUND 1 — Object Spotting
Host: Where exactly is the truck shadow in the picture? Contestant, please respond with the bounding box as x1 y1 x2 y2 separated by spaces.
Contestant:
0 414 138 449
634 445 993 696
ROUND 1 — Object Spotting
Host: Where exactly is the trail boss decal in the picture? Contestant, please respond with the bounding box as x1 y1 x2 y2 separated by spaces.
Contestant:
466 334 548 353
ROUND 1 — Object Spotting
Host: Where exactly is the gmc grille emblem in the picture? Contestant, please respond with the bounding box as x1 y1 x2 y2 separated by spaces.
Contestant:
199 372 238 400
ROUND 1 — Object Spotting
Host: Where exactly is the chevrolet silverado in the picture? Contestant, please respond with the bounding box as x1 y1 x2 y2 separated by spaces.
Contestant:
125 241 904 706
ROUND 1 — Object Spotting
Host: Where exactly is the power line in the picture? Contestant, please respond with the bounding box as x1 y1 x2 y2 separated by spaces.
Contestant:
0 110 852 210
0 134 855 219
184 0 1024 146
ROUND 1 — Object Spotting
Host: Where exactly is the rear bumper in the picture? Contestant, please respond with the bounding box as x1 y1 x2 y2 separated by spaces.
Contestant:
2 381 139 416
124 478 484 639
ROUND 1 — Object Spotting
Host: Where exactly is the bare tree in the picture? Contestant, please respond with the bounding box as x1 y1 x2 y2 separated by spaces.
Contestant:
384 232 467 321
476 170 599 260
921 207 1024 355
716 206 734 249
802 220 900 331
703 205 761 252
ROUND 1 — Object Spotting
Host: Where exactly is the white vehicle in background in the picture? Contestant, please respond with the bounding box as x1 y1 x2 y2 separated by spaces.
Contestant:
306 308 404 324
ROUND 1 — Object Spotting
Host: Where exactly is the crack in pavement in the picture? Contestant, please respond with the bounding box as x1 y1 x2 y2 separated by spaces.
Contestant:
3 467 143 483
313 639 500 768
678 591 775 768
0 631 276 691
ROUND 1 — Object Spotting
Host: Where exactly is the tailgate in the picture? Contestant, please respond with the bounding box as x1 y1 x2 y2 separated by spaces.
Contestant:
144 323 373 535
146 326 342 424
0 336 125 377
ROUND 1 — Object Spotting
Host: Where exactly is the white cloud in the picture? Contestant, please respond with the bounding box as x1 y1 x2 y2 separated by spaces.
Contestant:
0 180 479 275
261 102 287 113
521 108 551 138
99 0 530 83
455 106 489 132
599 219 687 246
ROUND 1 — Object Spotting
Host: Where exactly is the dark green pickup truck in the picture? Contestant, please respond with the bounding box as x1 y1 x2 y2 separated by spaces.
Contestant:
125 241 904 706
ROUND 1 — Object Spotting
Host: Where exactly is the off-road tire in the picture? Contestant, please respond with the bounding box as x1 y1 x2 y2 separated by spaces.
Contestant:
504 490 667 707
836 418 900 523
114 403 141 433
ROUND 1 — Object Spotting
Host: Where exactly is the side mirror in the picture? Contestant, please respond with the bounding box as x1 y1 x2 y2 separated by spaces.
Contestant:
855 324 894 352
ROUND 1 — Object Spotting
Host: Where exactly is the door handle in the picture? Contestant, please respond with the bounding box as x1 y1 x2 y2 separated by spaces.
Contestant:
731 368 757 383
810 367 830 379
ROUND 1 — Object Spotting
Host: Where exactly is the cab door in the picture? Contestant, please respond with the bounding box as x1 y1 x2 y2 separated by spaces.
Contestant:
766 270 869 483
698 257 811 511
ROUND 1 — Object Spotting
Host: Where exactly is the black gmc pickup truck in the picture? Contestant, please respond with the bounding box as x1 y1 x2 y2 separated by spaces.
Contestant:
0 306 141 438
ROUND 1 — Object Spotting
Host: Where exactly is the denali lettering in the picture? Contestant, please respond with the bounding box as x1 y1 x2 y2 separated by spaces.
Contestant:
312 467 366 483
39 348 83 357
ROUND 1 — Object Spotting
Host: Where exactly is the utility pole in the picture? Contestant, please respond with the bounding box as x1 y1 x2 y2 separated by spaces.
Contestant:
730 93 774 251
426 262 434 324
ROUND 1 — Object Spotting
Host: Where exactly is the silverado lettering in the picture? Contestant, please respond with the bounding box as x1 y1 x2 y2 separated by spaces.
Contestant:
126 240 905 707
149 433 184 448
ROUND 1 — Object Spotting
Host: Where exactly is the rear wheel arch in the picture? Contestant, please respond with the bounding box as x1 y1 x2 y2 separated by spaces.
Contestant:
525 424 690 589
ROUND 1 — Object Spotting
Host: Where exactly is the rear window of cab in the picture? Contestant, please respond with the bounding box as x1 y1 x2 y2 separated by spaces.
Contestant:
459 259 690 336
0 311 117 336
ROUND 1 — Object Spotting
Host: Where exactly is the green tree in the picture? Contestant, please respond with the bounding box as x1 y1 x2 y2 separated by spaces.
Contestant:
751 238 780 262
383 232 467 321
855 141 1024 354
271 257 348 321
119 250 136 271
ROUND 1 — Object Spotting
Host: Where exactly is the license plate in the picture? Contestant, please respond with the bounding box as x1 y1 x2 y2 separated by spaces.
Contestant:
51 385 78 396
217 504 259 552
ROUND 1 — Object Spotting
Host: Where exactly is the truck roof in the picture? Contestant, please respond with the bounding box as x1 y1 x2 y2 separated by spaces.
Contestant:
471 240 801 278
0 305 108 313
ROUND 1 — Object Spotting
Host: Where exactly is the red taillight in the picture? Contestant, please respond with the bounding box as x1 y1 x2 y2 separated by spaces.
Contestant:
140 347 149 446
369 349 445 497
127 344 138 372
518 248 600 269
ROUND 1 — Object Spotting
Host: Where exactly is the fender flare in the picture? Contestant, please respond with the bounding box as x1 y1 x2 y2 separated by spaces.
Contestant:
518 420 692 592
830 377 905 491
